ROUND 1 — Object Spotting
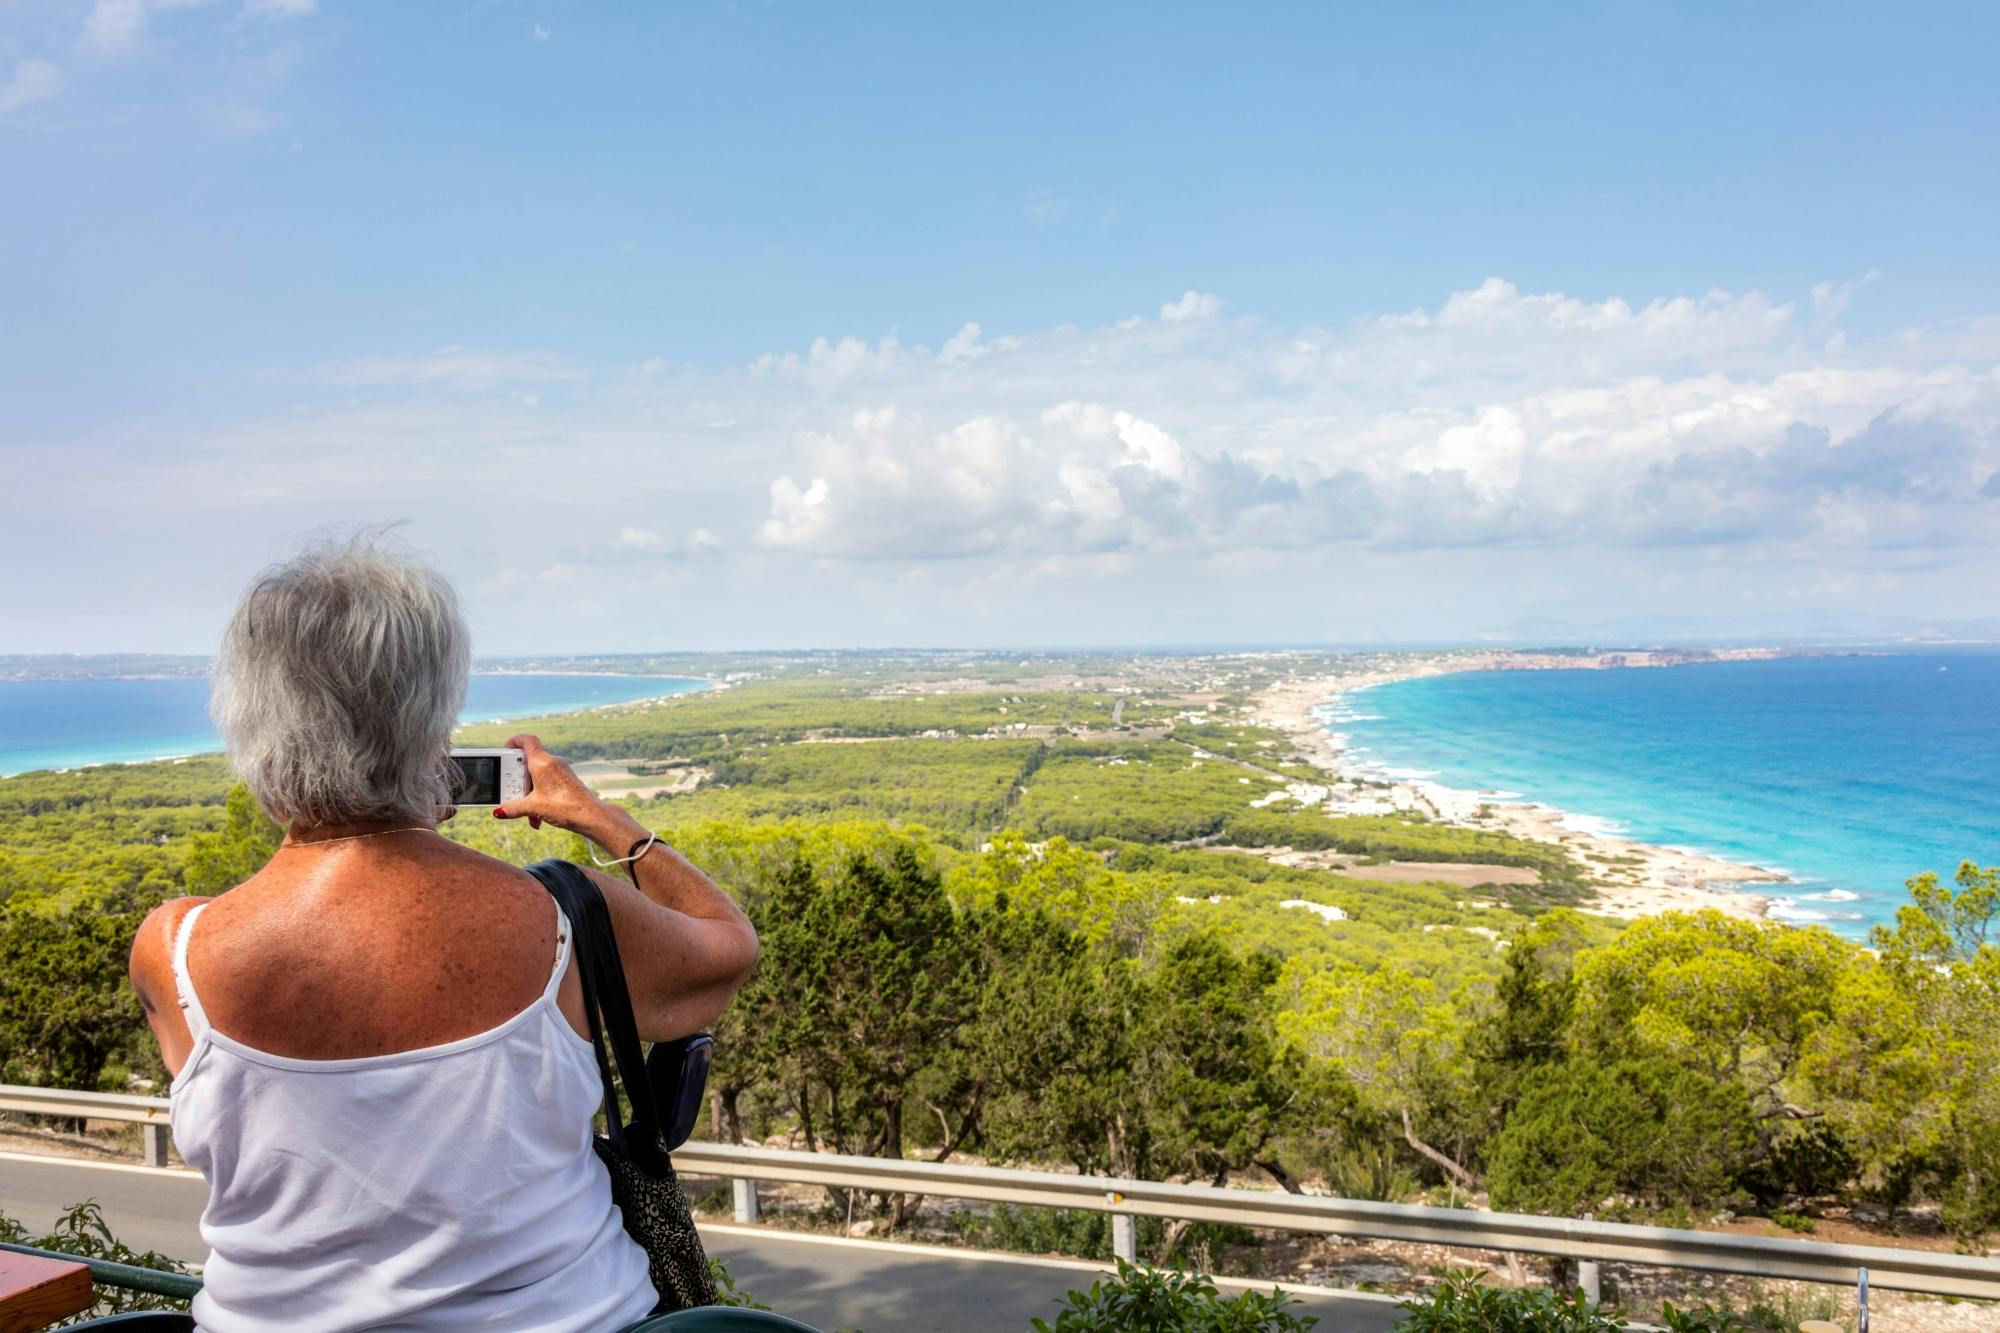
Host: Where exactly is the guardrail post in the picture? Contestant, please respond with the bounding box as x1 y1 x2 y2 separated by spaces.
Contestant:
1576 1211 1600 1303
1110 1209 1137 1264
142 1123 168 1169
732 1177 758 1224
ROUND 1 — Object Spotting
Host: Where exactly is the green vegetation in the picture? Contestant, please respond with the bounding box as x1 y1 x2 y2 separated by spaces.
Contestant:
1033 1258 1317 1333
953 1206 1255 1267
1219 813 1585 893
663 736 1041 835
1395 1271 1624 1332
2 659 1996 1261
456 679 1121 763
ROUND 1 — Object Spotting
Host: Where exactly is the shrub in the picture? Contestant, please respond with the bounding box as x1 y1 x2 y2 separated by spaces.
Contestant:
958 1205 1259 1267
1396 1270 1625 1332
1767 1208 1816 1234
1657 1303 1748 1332
961 1204 1112 1259
708 1257 767 1309
1484 1056 1756 1215
1034 1257 1316 1332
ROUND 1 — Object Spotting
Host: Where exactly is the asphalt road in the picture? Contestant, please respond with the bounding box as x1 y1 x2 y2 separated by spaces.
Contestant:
0 1151 1404 1332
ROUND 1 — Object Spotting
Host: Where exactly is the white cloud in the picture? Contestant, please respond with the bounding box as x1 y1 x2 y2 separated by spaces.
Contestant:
0 58 64 113
1160 290 1223 323
15 277 2000 652
1811 270 1880 328
80 0 211 59
743 281 2000 565
612 525 723 562
35 278 1995 646
316 347 587 391
532 23 551 41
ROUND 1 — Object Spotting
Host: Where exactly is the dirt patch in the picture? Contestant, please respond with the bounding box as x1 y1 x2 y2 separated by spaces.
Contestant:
1332 861 1541 888
581 763 708 800
1217 845 1540 888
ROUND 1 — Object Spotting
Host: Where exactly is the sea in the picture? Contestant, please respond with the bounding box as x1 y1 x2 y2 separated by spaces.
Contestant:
1326 651 2000 936
0 674 710 778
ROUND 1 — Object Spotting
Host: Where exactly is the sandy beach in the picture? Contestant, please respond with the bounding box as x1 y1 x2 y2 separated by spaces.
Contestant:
1254 664 1784 921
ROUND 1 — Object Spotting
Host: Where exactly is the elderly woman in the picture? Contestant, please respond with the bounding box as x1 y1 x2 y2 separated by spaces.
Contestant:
128 538 758 1331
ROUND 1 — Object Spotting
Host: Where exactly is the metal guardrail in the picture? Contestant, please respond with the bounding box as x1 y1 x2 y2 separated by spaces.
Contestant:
8 1084 1999 1301
674 1143 2000 1300
0 1083 173 1167
0 1085 170 1124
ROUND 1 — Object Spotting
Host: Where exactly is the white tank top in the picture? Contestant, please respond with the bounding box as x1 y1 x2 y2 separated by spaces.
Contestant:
169 901 656 1333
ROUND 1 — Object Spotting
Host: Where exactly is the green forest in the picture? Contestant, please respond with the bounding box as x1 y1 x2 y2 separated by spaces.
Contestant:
2 660 1996 1257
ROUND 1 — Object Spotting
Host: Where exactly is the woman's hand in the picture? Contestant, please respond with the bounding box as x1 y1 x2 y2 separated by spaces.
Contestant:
493 734 641 849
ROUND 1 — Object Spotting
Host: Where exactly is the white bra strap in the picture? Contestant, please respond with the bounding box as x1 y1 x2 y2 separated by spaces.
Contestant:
542 899 574 1001
171 903 212 1037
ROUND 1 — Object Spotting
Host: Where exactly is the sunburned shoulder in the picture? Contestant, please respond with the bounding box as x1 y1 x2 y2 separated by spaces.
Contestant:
129 895 213 1002
422 838 556 899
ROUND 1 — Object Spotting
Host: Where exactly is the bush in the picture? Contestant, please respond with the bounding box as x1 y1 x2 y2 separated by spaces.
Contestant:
958 1205 1259 1267
1484 1056 1757 1215
1767 1208 1815 1234
1396 1271 1625 1332
1657 1304 1748 1332
708 1257 767 1309
1034 1257 1317 1332
1321 1142 1421 1203
961 1204 1112 1259
1742 1123 1855 1207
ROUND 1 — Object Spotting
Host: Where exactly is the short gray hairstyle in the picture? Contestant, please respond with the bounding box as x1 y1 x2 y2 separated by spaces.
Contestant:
213 535 471 825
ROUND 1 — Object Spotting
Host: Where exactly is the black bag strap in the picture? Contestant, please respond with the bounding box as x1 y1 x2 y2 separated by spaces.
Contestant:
525 859 672 1176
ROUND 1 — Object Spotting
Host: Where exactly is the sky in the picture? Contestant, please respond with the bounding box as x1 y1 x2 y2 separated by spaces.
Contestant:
3 1 1998 654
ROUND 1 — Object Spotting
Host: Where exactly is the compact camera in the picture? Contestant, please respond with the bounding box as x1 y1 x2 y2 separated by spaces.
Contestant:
448 748 530 806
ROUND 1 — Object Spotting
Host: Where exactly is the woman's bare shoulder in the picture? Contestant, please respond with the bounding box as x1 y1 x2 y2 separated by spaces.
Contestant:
129 895 213 996
432 837 559 896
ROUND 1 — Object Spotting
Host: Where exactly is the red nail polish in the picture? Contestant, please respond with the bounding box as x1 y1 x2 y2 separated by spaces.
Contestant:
492 807 505 818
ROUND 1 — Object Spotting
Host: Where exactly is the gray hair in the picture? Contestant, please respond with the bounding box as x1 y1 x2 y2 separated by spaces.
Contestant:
213 535 471 825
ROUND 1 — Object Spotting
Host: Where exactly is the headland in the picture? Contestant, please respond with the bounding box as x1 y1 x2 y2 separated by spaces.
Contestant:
1254 651 1794 921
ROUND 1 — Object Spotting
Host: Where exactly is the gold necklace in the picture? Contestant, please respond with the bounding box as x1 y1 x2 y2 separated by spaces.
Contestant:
282 826 437 849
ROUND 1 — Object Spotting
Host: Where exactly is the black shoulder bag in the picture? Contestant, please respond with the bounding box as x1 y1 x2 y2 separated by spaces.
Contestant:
525 858 718 1311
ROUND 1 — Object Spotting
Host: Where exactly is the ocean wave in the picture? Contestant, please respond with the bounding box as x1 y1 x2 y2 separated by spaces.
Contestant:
1558 811 1627 837
1766 898 1826 922
1809 889 1863 902
1766 897 1866 924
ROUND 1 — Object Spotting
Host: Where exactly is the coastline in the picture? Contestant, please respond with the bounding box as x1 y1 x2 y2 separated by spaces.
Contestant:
0 675 715 779
1254 661 1786 922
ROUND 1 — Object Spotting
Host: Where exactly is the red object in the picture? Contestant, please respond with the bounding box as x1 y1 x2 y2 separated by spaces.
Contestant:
0 1251 92 1333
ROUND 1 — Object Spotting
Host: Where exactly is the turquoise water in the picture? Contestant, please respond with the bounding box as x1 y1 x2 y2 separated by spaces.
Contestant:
1328 653 2000 934
0 674 709 777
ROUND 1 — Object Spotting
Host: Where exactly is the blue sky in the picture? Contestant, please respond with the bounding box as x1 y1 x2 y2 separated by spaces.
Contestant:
4 2 1998 652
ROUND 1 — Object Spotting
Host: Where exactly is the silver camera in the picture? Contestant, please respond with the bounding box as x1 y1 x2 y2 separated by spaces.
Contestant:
448 748 530 806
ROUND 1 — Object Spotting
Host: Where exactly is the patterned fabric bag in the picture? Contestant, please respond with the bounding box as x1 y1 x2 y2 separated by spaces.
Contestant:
526 859 717 1311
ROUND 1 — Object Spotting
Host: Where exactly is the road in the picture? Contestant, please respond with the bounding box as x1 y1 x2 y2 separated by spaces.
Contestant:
1 1151 1403 1332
